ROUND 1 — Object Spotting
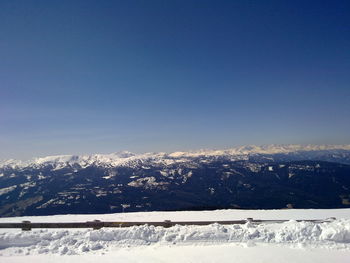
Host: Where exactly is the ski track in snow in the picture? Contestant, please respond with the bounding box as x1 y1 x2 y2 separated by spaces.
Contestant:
0 209 350 257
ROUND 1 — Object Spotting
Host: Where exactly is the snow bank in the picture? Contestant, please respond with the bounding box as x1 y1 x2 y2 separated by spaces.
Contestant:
3 245 350 263
1 219 350 256
1 208 349 223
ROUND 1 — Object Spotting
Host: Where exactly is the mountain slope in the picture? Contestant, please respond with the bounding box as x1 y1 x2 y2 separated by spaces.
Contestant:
1 145 350 217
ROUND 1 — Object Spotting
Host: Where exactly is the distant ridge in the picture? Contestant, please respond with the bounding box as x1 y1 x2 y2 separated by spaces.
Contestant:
1 144 350 216
1 144 350 169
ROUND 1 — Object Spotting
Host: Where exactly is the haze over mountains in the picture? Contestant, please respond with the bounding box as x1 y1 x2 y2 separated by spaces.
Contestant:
1 144 350 217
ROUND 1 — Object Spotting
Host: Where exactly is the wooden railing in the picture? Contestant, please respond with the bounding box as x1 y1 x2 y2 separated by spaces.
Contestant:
0 217 336 231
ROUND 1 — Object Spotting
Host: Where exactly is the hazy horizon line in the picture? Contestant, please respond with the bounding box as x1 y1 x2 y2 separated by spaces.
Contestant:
2 143 350 162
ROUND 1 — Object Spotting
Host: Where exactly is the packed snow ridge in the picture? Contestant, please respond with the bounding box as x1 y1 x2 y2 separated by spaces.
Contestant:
1 144 350 169
1 209 349 257
1 219 350 256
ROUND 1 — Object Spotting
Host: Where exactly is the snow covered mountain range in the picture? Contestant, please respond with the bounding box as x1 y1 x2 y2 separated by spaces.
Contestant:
2 144 350 169
1 144 350 217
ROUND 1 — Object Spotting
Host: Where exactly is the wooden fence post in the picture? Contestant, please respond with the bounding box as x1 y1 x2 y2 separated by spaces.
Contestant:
21 221 31 231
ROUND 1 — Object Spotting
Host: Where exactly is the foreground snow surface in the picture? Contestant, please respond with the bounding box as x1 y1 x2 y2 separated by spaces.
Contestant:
1 209 350 262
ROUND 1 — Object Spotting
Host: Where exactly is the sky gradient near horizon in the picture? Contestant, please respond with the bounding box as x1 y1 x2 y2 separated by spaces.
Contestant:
1 0 350 159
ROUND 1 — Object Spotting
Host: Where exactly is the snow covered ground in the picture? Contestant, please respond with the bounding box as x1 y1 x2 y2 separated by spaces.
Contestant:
0 209 350 262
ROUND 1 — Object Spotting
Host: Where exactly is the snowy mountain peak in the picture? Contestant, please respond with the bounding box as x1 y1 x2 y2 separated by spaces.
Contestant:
167 144 350 157
1 144 350 169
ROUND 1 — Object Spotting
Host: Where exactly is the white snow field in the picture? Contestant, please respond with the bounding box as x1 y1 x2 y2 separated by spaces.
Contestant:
0 209 350 263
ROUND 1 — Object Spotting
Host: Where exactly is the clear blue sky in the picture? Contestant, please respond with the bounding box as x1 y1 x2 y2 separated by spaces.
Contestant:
0 0 349 159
